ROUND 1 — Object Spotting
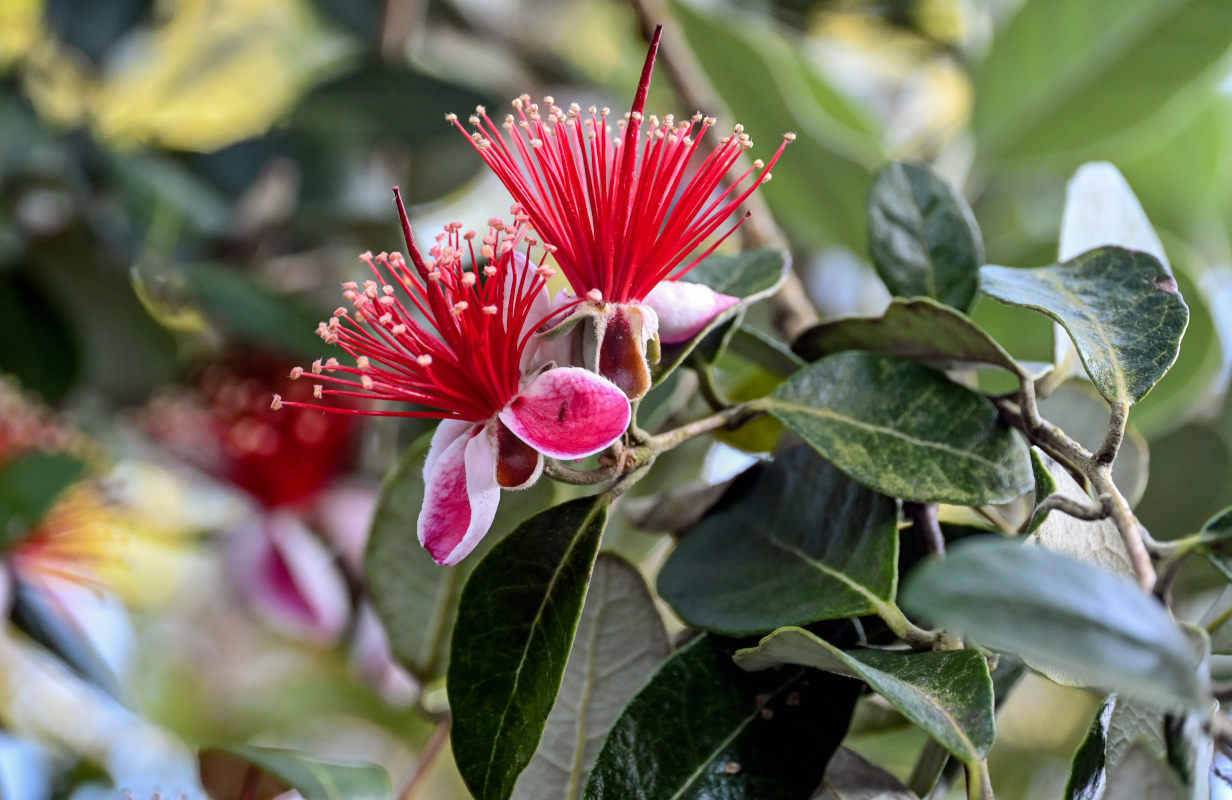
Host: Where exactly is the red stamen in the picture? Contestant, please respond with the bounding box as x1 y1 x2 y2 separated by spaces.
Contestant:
279 199 549 423
449 24 790 306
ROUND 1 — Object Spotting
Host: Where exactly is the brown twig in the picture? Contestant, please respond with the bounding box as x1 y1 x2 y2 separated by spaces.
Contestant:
396 715 451 800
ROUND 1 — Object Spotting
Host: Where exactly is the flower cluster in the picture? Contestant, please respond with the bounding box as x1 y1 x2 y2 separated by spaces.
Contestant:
279 26 788 565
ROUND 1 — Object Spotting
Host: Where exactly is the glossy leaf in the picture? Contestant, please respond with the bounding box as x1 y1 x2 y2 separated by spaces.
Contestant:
867 162 983 311
980 247 1189 405
365 437 554 681
763 352 1032 505
727 325 806 378
735 628 994 768
220 745 391 800
449 496 609 800
900 539 1207 710
653 248 789 388
972 0 1232 161
584 635 860 800
513 555 669 800
814 748 919 800
658 445 898 635
793 298 1019 375
0 453 88 550
1065 695 1115 800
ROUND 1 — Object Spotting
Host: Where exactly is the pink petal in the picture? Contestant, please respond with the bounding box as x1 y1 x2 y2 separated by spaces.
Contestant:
351 603 420 707
642 281 739 343
425 418 475 478
498 367 630 459
506 251 551 339
314 485 379 574
418 423 501 566
228 513 351 644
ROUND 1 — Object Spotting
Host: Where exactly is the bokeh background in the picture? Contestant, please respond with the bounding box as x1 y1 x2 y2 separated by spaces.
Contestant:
0 0 1230 797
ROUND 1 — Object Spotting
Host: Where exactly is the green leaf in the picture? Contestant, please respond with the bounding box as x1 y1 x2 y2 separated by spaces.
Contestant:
189 264 326 360
867 162 983 311
763 352 1033 505
0 271 81 402
658 445 898 635
735 628 994 769
449 496 609 800
815 748 919 799
1065 695 1115 800
1025 448 1059 534
671 0 879 253
980 247 1189 405
653 248 789 388
0 453 88 550
583 635 861 800
1028 450 1134 581
971 0 1232 161
513 554 669 800
1196 506 1232 585
793 298 1020 375
1104 742 1185 800
364 437 554 682
900 538 1208 710
221 745 391 800
726 325 806 378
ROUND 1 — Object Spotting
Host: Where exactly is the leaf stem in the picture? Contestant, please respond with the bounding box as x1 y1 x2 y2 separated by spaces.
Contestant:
875 600 948 650
907 739 949 797
396 715 451 800
994 375 1157 591
967 760 994 800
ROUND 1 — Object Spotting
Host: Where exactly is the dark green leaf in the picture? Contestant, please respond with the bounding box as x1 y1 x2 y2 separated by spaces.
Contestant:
220 745 390 800
672 1 879 253
188 264 325 360
1104 742 1185 800
513 555 669 800
867 163 983 311
449 496 609 800
815 748 919 799
972 0 1232 161
584 635 860 800
1025 449 1058 534
793 298 1019 375
658 445 898 635
900 538 1207 710
727 325 806 378
1065 695 1115 800
653 248 789 388
364 437 555 682
980 247 1189 405
763 352 1032 505
0 271 81 402
736 628 994 768
1196 506 1232 583
0 453 88 550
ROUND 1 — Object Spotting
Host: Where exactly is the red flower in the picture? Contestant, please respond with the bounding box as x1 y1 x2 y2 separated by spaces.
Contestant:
449 26 791 395
276 192 630 564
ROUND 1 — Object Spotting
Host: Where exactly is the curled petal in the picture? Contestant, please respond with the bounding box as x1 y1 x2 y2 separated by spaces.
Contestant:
418 422 500 566
228 512 351 644
498 367 630 459
642 280 739 343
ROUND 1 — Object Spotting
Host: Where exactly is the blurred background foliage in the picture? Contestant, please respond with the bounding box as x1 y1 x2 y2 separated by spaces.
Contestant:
0 0 1229 797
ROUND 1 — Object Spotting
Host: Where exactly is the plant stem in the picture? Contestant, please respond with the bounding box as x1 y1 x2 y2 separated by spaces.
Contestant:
994 376 1157 591
396 715 451 800
876 600 947 650
967 760 994 800
906 502 945 556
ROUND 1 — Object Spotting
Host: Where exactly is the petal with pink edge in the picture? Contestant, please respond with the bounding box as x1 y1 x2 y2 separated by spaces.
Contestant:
418 423 501 566
505 251 552 338
498 367 630 459
228 512 351 644
642 280 739 343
